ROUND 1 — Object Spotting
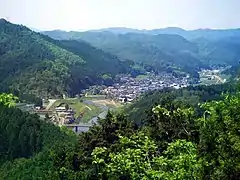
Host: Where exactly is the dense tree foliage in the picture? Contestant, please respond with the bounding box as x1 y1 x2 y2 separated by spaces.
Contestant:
197 94 240 179
90 92 240 179
92 134 202 179
0 93 18 107
0 93 77 179
0 87 43 105
0 103 75 164
1 83 240 179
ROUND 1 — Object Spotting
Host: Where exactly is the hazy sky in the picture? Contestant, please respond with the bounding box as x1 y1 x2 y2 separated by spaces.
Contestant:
1 0 240 31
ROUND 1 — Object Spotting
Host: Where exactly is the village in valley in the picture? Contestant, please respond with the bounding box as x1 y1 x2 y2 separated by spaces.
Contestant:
17 72 191 131
84 66 229 103
17 68 227 133
83 72 191 103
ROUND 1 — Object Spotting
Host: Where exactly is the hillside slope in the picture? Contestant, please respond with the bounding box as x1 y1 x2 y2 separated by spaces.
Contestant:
192 37 240 66
0 19 130 97
58 40 133 77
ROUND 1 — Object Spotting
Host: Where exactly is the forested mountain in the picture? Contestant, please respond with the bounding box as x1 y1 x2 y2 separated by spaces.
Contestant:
43 28 240 75
1 81 240 179
192 37 240 65
0 19 131 97
76 32 205 74
43 30 208 77
58 39 133 79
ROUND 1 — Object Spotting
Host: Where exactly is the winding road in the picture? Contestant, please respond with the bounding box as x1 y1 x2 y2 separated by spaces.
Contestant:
83 100 109 124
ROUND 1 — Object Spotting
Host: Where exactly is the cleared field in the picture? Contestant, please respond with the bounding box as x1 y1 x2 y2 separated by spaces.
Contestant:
50 98 102 123
91 99 121 108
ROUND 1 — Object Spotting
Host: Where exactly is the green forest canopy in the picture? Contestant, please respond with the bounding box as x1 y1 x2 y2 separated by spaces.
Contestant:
0 19 132 98
1 82 240 179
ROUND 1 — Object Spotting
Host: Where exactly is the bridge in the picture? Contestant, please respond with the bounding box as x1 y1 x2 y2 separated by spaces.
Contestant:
64 123 94 133
51 99 108 133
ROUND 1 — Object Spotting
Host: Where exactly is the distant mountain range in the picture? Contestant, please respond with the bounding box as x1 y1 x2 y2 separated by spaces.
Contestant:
85 27 240 40
42 26 240 76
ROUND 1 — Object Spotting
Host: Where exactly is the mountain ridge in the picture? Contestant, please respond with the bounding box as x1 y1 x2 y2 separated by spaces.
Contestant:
43 26 240 40
42 27 240 70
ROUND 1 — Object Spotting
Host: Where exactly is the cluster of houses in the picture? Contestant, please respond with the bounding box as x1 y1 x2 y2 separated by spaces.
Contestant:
31 101 76 125
102 73 190 102
55 106 74 124
54 106 75 124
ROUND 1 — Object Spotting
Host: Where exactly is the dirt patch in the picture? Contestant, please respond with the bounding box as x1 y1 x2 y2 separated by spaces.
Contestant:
92 99 120 107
